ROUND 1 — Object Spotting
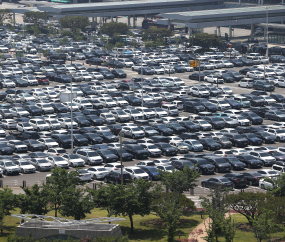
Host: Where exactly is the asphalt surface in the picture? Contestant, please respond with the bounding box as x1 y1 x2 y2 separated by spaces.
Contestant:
0 59 282 195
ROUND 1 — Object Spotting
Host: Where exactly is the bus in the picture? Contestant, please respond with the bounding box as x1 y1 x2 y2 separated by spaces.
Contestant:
142 19 174 31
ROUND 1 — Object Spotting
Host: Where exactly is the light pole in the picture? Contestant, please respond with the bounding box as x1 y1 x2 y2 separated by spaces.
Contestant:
70 81 74 153
141 46 143 107
119 130 123 183
266 7 269 58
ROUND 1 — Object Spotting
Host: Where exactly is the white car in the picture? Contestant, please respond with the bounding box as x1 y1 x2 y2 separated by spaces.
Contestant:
9 107 29 117
45 119 62 130
103 162 124 171
123 109 144 120
112 97 128 107
29 119 50 131
16 122 34 132
33 92 48 101
246 71 264 79
136 107 156 119
169 141 190 154
260 96 276 105
221 60 234 68
58 118 79 129
62 154 85 167
38 138 59 149
172 91 188 99
47 156 69 169
153 159 171 165
0 160 20 175
15 160 36 174
18 93 36 102
3 80 16 88
45 147 68 156
192 119 212 131
190 87 210 97
139 143 162 157
214 149 235 158
100 113 116 124
265 128 285 142
257 169 281 178
218 87 233 94
90 72 104 80
124 166 149 180
87 167 110 180
231 116 251 126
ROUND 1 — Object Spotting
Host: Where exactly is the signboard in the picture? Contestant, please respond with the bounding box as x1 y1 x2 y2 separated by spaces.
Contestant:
59 230 65 234
190 60 199 68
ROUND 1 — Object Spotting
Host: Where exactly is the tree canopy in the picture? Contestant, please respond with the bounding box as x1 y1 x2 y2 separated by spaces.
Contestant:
0 9 12 25
100 22 130 37
59 16 90 32
23 11 48 25
142 28 173 42
189 33 222 50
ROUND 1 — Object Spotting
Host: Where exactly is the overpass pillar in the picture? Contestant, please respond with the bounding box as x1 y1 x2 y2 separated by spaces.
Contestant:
168 19 171 30
128 16 131 26
250 24 254 38
13 12 15 27
229 27 232 38
111 16 114 22
144 14 147 19
100 17 102 26
188 28 192 39
73 0 78 3
217 26 221 36
133 15 136 28
283 0 284 4
239 0 241 4
116 16 118 22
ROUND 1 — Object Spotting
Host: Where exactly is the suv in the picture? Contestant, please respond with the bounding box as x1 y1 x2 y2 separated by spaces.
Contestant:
124 144 149 159
104 170 132 184
253 80 275 92
238 78 254 88
76 149 103 165
187 158 215 174
161 104 179 116
204 156 231 173
272 164 285 173
183 101 205 113
29 119 50 131
171 160 195 171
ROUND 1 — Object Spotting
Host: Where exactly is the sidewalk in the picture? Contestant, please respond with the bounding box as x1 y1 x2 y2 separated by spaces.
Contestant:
188 213 231 242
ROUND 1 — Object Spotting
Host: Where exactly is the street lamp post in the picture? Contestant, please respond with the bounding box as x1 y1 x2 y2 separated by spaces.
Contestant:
266 7 269 58
70 81 74 153
141 47 143 107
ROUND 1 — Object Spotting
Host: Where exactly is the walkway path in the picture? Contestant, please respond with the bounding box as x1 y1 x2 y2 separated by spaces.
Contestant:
188 213 231 242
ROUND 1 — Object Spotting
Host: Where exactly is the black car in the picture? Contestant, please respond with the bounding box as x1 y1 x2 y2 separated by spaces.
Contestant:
73 117 91 128
79 127 97 134
201 102 218 112
6 131 40 141
50 134 72 148
0 143 14 155
111 69 127 78
242 94 266 107
23 139 45 152
124 144 149 159
212 136 232 148
183 101 205 113
203 116 225 130
97 149 118 163
50 103 68 113
254 132 276 143
85 115 104 126
109 148 133 161
178 121 200 132
14 79 29 87
104 170 132 185
204 156 231 173
107 124 122 135
241 111 263 125
155 142 177 156
171 160 195 171
241 133 263 146
201 177 233 189
242 172 263 186
152 124 173 136
124 96 142 106
24 105 42 116
223 133 249 147
186 158 214 174
73 134 89 146
165 123 186 134
224 157 245 170
81 133 103 144
270 94 285 103
223 173 247 188
236 155 263 168
189 73 205 81
198 138 222 151
96 131 119 143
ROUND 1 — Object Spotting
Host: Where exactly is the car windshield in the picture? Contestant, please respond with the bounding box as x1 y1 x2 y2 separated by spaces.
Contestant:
53 157 65 161
274 152 284 157
88 152 99 157
215 158 227 164
259 153 270 157
228 158 240 163
198 160 209 165
134 169 144 174
38 159 48 163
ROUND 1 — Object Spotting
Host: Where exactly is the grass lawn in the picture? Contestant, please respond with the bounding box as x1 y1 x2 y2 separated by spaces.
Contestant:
0 208 204 242
217 214 285 242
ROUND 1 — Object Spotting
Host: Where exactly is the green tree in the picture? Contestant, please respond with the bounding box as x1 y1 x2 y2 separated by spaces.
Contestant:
58 37 68 46
189 33 222 50
200 187 233 242
59 16 90 32
270 172 285 197
226 192 267 226
60 187 94 220
23 11 48 25
142 28 173 42
0 9 12 25
153 166 198 242
18 184 49 215
42 167 80 217
153 192 196 242
100 22 130 37
0 187 18 233
92 179 154 233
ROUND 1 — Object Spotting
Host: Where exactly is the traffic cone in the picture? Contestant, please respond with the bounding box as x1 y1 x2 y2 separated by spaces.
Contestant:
83 61 84 65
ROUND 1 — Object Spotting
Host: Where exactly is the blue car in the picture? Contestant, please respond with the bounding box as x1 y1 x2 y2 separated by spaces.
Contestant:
212 112 228 118
139 166 160 181
184 139 203 152
241 133 263 146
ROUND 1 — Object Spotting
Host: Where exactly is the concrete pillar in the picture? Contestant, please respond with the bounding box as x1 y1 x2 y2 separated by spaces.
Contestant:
188 28 192 39
264 26 266 40
128 16 130 26
239 0 241 4
217 26 221 36
100 17 102 25
73 0 77 3
283 0 284 4
133 15 136 28
13 12 15 27
251 23 254 38
261 0 263 5
229 27 232 38
144 14 147 19
116 16 118 22
111 16 114 22
168 19 171 30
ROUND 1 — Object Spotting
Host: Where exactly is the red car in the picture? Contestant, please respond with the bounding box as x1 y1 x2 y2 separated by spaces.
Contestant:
36 75 49 85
